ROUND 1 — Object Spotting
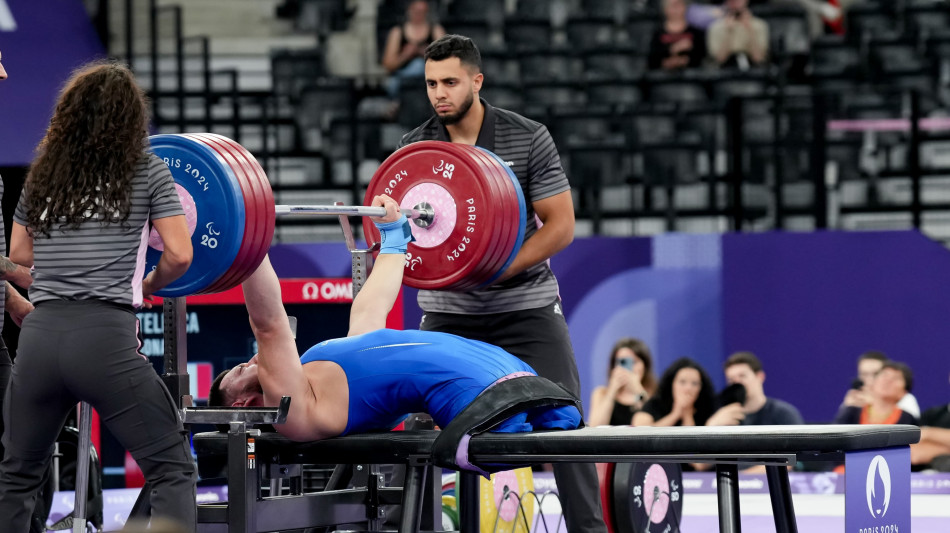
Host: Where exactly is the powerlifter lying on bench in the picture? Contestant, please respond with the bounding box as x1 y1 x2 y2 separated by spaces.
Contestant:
194 194 920 533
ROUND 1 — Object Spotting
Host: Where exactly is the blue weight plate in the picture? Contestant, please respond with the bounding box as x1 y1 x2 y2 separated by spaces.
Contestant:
147 134 246 297
475 147 526 287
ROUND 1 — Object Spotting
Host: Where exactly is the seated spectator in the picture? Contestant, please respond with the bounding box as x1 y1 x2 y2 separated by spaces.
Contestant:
588 338 658 426
723 351 804 425
649 0 708 71
381 0 445 98
707 0 769 69
842 351 920 418
633 357 744 428
634 357 745 471
834 361 918 425
911 372 950 471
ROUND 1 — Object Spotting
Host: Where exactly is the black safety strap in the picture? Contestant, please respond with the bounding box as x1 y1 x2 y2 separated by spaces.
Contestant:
431 375 582 474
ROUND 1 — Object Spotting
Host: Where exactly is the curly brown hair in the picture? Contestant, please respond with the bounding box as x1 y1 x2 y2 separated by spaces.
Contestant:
23 61 149 237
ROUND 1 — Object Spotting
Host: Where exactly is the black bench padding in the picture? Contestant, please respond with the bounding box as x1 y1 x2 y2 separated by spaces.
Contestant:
193 424 919 478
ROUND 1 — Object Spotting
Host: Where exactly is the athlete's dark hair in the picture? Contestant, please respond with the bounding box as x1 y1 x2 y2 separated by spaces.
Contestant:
424 34 482 71
23 60 149 237
208 370 230 407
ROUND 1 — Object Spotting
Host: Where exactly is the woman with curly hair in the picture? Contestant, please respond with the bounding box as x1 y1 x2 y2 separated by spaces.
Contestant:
633 357 745 471
588 338 657 426
0 61 195 530
633 357 744 428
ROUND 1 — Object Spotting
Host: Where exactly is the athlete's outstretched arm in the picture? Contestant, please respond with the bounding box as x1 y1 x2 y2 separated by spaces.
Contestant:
242 255 320 439
347 194 405 337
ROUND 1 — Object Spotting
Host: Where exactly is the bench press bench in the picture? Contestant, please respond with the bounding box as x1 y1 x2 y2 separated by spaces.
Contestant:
191 422 919 533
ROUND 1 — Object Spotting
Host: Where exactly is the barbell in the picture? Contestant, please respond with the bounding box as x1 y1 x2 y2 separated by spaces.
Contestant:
146 134 526 297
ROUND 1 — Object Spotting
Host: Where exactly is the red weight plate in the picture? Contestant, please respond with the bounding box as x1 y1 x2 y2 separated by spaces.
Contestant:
191 133 268 293
478 143 527 285
445 144 518 291
182 134 255 295
439 144 513 290
216 136 275 281
462 143 517 286
601 463 618 533
195 136 265 294
362 142 519 291
178 133 255 294
450 145 512 289
456 144 521 289
363 141 498 290
475 146 526 288
181 134 261 294
214 135 276 287
397 144 500 290
425 144 503 291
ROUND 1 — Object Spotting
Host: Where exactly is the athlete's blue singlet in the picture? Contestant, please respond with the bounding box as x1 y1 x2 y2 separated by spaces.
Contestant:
300 329 581 435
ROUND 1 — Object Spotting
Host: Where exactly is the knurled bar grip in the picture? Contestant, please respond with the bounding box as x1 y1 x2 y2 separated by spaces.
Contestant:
275 204 434 223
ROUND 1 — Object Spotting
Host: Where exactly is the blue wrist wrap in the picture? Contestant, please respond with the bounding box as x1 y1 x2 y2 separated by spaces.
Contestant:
374 215 415 254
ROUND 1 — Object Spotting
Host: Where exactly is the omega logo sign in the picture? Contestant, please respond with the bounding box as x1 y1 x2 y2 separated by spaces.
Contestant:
302 281 352 301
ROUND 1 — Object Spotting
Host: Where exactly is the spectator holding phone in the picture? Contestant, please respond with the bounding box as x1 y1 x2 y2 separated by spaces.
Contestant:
707 0 769 69
588 338 657 426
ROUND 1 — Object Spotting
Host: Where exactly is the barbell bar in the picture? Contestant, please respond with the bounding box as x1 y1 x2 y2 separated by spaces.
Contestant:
274 204 435 226
146 135 526 297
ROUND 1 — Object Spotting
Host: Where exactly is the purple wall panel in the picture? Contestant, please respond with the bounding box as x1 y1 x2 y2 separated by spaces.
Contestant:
722 231 950 422
0 0 105 166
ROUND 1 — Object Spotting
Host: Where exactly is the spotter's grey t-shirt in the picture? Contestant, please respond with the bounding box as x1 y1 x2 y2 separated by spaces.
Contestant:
15 153 184 307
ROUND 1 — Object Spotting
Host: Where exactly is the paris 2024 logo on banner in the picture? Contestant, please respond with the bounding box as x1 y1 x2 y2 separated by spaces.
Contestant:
845 447 909 533
866 455 891 519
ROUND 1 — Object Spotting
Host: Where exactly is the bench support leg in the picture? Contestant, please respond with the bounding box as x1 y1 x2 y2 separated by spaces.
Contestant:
766 465 798 533
459 471 480 532
716 464 741 533
398 464 427 533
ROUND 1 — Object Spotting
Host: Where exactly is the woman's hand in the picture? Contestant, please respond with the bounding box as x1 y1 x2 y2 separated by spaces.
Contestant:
606 365 634 395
